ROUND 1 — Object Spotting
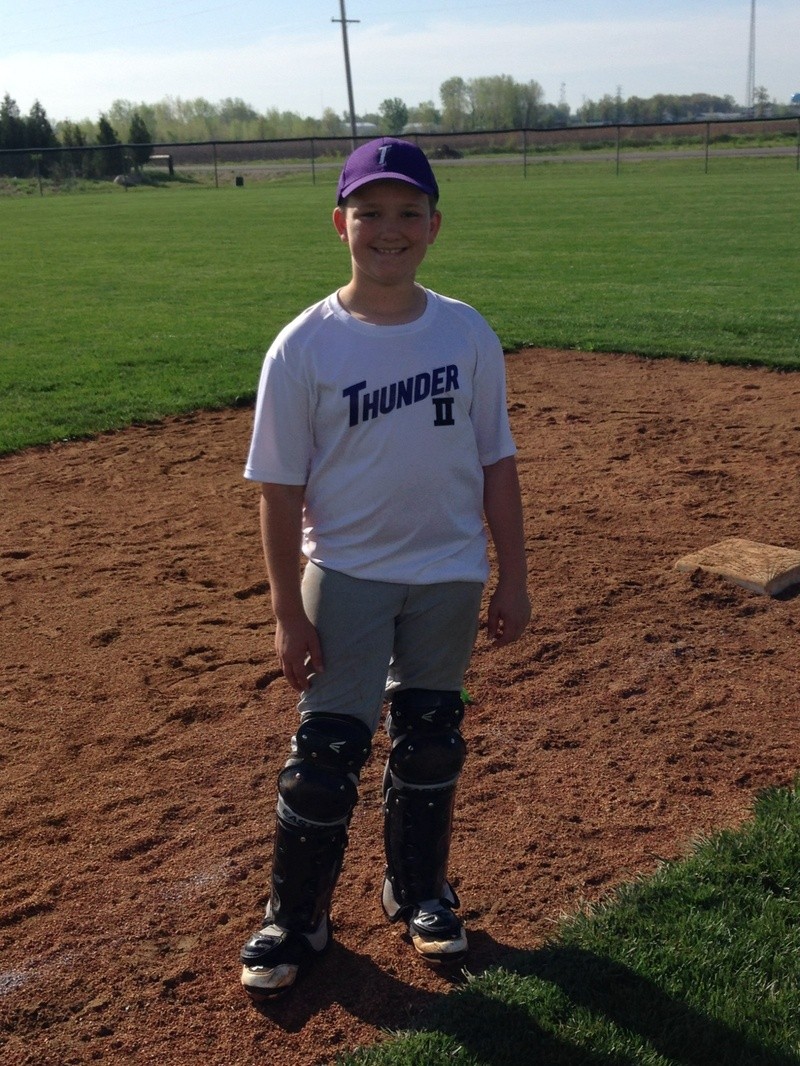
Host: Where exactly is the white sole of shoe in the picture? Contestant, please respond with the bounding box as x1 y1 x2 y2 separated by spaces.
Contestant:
241 962 299 999
410 929 468 962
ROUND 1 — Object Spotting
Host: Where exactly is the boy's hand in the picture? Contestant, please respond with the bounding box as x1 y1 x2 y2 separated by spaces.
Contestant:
486 581 531 646
275 614 324 692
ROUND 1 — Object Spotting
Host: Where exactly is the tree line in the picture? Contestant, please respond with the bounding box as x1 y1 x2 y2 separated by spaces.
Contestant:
1 74 793 180
1 94 152 179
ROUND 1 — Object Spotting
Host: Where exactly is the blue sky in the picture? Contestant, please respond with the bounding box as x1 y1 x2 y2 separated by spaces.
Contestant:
2 0 798 123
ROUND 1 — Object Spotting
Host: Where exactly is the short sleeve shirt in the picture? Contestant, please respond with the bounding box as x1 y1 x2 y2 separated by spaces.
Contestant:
244 289 516 584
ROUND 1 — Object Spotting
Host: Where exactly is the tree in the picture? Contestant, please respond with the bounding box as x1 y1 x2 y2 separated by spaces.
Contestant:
95 114 126 178
219 97 258 124
25 100 57 150
108 99 159 141
469 76 508 128
440 77 471 131
379 97 408 135
21 101 56 177
513 79 544 128
594 94 619 124
186 97 218 138
217 97 260 138
0 95 27 175
439 75 544 131
540 101 571 128
407 100 441 131
60 121 89 178
625 96 649 124
491 76 540 129
753 85 771 117
128 112 152 171
320 107 344 135
0 94 24 148
576 90 741 126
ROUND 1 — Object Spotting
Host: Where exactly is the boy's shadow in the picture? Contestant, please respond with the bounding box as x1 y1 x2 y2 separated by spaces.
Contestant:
256 936 800 1066
429 942 800 1066
249 939 444 1033
250 927 508 1032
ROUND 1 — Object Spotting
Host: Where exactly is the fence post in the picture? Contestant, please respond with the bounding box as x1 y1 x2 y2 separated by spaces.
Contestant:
615 125 621 176
523 129 528 179
705 122 710 173
33 155 44 197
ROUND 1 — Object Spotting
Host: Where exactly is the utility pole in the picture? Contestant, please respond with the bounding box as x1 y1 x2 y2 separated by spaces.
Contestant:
332 0 359 148
746 0 756 115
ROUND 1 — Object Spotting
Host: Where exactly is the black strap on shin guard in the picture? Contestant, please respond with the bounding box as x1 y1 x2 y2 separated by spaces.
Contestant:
270 714 372 933
270 818 348 933
383 689 466 916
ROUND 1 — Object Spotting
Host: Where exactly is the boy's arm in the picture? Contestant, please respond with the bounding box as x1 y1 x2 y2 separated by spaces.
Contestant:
483 455 531 646
259 483 323 692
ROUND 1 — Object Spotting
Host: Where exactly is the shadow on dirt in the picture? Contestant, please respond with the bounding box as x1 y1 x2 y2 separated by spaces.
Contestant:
246 926 528 1035
246 939 443 1035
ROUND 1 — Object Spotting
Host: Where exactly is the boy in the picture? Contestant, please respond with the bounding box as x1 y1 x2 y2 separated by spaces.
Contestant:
240 138 530 999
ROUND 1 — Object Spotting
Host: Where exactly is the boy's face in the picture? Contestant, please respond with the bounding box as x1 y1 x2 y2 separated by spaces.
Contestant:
332 180 441 289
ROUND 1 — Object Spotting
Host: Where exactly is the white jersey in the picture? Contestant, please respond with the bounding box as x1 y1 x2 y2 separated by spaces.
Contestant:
244 289 516 584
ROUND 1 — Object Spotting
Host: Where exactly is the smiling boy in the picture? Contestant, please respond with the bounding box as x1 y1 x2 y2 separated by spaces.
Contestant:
332 175 440 324
240 138 530 1000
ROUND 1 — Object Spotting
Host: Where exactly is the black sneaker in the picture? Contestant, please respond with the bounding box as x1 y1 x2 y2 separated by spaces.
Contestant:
407 899 468 963
239 915 330 1000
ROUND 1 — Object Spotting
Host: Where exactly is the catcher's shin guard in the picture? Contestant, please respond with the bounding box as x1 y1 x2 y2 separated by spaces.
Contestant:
241 714 372 999
382 689 466 920
270 713 372 932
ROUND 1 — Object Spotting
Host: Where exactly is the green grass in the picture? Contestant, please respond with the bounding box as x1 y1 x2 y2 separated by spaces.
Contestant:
0 185 343 451
1 157 798 453
428 158 799 364
338 783 800 1066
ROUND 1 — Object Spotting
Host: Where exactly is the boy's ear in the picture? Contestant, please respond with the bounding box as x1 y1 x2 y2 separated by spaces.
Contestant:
332 206 349 243
429 209 442 244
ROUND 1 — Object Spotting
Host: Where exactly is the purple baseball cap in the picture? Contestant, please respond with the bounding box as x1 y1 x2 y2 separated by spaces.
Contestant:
336 137 439 204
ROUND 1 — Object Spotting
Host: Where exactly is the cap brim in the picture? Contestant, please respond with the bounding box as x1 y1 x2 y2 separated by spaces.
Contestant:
338 172 438 202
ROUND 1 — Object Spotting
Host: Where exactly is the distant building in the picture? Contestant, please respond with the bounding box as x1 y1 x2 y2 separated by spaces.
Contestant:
402 122 439 135
698 112 743 121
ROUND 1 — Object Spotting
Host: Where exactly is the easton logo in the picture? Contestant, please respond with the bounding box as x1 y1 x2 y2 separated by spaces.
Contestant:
342 364 459 427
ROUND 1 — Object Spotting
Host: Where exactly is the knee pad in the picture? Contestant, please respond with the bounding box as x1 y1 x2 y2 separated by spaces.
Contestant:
278 714 372 828
387 689 466 787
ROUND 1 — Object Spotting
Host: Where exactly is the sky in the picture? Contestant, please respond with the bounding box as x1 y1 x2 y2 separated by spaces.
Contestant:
2 0 799 124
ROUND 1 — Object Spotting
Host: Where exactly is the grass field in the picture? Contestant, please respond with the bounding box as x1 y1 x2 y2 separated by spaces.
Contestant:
1 157 798 453
339 783 800 1065
2 158 800 1063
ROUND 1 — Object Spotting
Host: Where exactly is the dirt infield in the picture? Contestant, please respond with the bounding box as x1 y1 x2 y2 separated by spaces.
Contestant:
1 349 799 1065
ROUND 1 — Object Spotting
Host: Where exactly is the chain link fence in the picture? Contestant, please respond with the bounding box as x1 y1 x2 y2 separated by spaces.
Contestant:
2 116 799 192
